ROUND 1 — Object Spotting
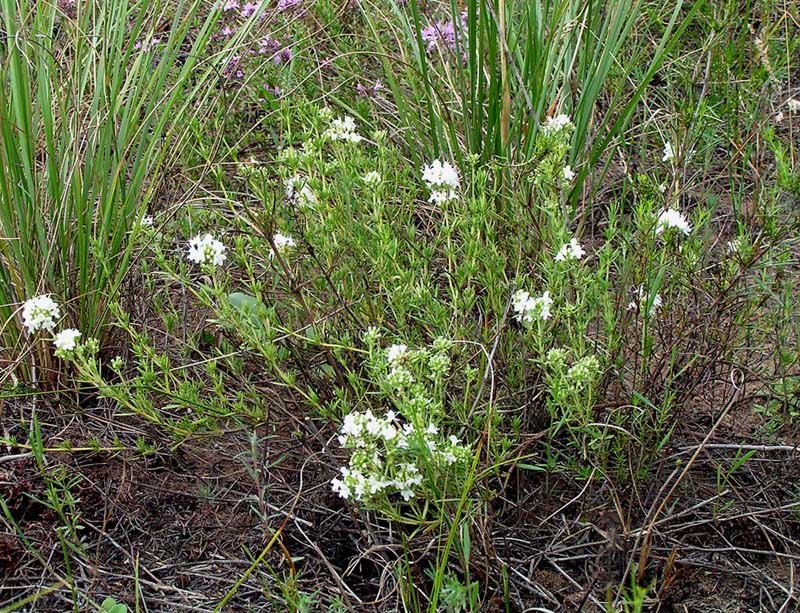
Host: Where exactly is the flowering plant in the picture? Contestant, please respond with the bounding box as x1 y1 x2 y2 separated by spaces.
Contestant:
187 233 227 267
422 159 460 204
21 295 61 334
332 331 471 515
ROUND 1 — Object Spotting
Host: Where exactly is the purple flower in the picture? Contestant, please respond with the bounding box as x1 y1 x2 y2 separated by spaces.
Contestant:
277 47 292 65
258 37 292 65
421 10 469 60
222 0 239 10
240 2 260 17
421 25 438 51
134 36 161 52
223 56 244 79
356 80 385 98
258 36 281 54
276 0 302 11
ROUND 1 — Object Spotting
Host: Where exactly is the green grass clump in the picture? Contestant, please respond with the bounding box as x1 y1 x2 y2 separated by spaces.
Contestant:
0 0 262 383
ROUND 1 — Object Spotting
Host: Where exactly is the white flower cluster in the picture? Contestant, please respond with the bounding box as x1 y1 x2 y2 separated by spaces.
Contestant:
383 339 452 390
512 289 553 325
338 408 402 447
386 343 414 390
542 113 573 136
363 171 382 186
285 175 317 208
332 463 423 502
422 159 460 204
21 295 61 334
655 208 692 237
54 328 81 352
21 295 85 358
270 233 296 258
188 233 227 267
332 336 468 505
554 237 586 262
627 284 662 316
324 116 363 143
386 343 408 366
331 408 469 502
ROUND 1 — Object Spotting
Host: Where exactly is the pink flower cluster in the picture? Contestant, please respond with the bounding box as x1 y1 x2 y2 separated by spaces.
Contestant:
218 0 302 18
421 10 468 58
276 0 302 12
356 80 384 98
259 36 293 65
220 0 263 15
134 36 161 52
223 56 244 79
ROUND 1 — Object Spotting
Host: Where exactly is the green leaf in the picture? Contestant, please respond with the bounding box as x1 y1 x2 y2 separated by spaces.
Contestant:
227 292 258 310
101 598 128 613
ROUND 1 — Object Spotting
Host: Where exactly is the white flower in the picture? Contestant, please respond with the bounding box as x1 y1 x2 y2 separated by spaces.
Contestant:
787 99 800 113
440 450 457 465
627 285 662 316
341 412 362 438
21 295 61 334
386 343 408 366
188 233 226 267
53 328 81 352
554 237 585 262
394 463 422 501
775 111 784 124
428 189 459 204
542 113 573 135
422 159 459 203
270 233 296 258
655 208 692 236
422 160 459 190
562 165 575 181
285 175 316 208
325 116 363 143
363 171 382 186
512 290 531 315
512 289 553 324
727 237 745 254
662 141 675 162
537 291 553 320
140 215 154 227
331 476 351 500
